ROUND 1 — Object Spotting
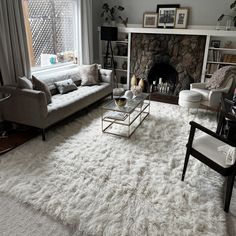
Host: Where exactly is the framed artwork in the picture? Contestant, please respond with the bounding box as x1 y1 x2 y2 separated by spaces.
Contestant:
210 40 221 48
143 12 158 28
175 8 189 28
104 57 112 68
158 7 177 28
156 4 180 12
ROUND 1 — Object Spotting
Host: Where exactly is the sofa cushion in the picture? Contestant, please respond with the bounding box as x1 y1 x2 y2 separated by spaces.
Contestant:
18 77 33 90
32 76 52 104
54 79 78 94
79 64 99 86
33 67 82 94
46 82 111 127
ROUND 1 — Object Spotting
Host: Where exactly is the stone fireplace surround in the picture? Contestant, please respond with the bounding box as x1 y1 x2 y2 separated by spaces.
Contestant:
131 33 206 95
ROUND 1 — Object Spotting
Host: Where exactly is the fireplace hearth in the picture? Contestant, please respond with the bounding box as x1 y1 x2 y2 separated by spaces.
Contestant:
131 34 206 97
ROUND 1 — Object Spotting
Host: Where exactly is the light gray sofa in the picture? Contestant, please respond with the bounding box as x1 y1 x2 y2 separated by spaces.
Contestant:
0 66 113 140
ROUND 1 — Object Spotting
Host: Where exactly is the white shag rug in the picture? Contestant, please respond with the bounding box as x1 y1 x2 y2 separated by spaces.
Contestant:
0 102 227 236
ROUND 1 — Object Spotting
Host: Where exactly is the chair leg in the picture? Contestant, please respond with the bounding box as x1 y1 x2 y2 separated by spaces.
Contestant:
42 129 46 141
224 174 235 213
181 150 190 181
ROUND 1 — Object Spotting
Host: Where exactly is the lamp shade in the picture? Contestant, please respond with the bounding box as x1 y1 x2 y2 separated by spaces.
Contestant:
101 26 118 41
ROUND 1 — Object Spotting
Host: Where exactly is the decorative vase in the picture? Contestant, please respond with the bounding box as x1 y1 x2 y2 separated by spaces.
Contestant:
124 90 133 100
131 85 142 97
111 20 116 27
131 75 137 87
138 78 145 91
226 19 231 31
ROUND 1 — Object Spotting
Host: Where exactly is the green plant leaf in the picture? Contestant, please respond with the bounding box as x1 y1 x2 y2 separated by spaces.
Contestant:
118 6 124 11
102 3 109 10
230 0 236 9
217 14 224 21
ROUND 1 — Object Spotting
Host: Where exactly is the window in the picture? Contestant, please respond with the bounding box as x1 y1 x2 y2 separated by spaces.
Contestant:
22 0 78 69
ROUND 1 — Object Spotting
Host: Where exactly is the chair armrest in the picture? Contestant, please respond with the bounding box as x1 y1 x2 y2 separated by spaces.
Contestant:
0 86 48 128
190 121 236 147
190 83 207 89
99 69 113 84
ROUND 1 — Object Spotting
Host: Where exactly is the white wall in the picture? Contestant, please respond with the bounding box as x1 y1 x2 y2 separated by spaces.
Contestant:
92 0 234 61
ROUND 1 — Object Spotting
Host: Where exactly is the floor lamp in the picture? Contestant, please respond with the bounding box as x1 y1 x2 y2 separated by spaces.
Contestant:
101 26 118 87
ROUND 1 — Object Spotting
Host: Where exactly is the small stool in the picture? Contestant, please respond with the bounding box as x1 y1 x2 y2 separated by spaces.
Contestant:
178 90 201 112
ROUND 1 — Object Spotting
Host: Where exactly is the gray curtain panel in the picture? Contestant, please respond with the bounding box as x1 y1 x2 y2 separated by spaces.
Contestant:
0 0 30 85
78 0 93 65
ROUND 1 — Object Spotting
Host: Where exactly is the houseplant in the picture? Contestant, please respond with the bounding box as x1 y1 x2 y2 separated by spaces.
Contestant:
217 1 236 27
101 3 128 27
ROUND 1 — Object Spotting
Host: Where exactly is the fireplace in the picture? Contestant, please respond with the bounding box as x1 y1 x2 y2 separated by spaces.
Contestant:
131 34 206 97
147 54 178 94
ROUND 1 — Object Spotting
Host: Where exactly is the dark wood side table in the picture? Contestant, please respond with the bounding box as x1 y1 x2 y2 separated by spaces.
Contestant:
0 93 16 155
216 95 236 142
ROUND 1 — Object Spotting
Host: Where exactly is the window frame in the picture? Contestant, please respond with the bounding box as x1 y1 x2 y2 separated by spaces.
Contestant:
23 0 79 73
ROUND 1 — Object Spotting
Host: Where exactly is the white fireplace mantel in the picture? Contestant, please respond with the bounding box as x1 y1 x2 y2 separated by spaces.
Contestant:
116 24 236 37
98 25 236 88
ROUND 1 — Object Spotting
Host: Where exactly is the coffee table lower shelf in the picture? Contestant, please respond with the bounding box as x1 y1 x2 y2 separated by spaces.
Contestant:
102 102 150 138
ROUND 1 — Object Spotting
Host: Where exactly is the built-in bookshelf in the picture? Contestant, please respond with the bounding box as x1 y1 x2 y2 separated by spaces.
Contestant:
99 25 236 88
206 40 236 78
99 31 131 89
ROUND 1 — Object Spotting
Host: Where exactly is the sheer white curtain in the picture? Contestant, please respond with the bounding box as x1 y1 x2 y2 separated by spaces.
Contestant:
78 0 93 65
0 0 30 85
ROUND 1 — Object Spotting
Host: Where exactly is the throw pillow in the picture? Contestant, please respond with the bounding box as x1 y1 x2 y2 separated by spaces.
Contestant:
54 79 78 94
79 64 99 86
18 77 33 90
32 75 52 104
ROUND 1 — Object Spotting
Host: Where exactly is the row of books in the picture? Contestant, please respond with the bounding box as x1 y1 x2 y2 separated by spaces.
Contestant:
208 51 236 63
206 64 219 75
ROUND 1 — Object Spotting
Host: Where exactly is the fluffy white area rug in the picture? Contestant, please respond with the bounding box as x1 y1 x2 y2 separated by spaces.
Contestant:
0 102 227 235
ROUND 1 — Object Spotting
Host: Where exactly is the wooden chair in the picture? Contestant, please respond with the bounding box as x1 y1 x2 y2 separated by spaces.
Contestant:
182 121 236 213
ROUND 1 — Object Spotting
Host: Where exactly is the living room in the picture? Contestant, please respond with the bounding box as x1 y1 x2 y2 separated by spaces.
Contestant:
0 0 236 235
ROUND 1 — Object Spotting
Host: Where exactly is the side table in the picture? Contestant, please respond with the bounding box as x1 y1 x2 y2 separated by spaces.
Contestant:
0 93 15 154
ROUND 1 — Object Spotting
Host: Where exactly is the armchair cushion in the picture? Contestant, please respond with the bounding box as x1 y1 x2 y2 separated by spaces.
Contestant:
190 88 210 101
192 134 236 168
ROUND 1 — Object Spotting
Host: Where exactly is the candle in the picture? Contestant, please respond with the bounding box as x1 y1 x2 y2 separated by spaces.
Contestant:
153 80 156 85
159 78 162 84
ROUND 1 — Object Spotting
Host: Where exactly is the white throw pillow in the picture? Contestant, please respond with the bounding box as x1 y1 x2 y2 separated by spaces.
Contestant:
79 64 99 86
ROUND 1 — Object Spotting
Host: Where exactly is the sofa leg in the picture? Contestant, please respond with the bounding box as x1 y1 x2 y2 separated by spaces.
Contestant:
111 93 113 100
42 129 46 141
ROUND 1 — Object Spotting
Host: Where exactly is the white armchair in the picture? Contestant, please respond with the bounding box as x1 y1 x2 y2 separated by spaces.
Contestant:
190 77 234 108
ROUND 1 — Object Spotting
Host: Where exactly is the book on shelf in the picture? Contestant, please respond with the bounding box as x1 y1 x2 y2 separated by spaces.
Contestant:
223 54 236 63
213 51 222 62
207 63 219 75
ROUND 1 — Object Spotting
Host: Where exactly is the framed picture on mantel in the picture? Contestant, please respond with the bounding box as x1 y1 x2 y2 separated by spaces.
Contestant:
175 8 189 29
143 12 158 28
156 4 180 28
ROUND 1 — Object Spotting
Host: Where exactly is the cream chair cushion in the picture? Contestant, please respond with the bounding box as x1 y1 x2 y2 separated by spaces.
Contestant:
192 134 236 168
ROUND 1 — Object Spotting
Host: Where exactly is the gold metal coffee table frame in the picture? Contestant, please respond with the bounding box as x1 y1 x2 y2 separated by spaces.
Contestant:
102 93 150 138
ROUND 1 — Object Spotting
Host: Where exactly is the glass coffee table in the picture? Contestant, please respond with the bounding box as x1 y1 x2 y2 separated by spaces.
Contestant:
102 93 150 138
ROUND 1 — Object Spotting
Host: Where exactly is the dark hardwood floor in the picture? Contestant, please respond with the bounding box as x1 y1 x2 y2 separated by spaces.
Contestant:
0 126 39 155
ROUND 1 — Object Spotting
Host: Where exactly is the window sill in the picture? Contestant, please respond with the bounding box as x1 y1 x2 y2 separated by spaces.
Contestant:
32 62 77 75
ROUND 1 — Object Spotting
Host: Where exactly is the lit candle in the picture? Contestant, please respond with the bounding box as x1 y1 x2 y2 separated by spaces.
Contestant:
159 78 162 84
